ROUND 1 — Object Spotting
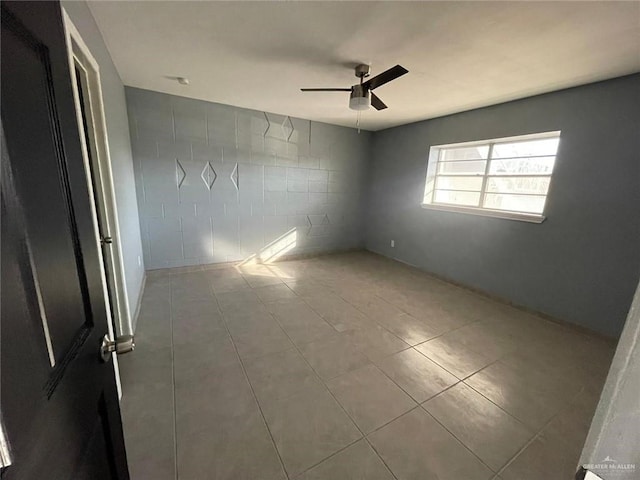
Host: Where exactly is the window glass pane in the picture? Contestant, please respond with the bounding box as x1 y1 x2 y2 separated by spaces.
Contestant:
486 177 551 195
437 160 486 175
434 190 480 206
492 137 560 158
441 145 489 162
489 156 556 175
435 176 483 191
483 193 546 214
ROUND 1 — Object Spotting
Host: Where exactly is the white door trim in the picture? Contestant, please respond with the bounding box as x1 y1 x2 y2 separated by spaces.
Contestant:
62 9 131 397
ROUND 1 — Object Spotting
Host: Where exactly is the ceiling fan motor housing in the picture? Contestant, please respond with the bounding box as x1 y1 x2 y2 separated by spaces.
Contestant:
355 64 371 78
349 84 370 110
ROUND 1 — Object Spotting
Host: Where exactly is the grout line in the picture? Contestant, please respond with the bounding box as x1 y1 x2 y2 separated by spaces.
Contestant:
363 429 407 480
285 279 513 474
492 385 588 477
158 254 601 480
233 278 389 475
460 359 547 426
209 286 290 480
419 403 498 475
294 276 487 380
248 284 400 480
288 436 363 479
205 110 209 146
171 107 176 143
257 273 522 476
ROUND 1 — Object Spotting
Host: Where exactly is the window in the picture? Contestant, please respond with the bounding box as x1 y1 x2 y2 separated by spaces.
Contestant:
422 131 560 223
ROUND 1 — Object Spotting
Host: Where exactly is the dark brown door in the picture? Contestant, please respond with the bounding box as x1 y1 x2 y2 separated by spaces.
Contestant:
1 1 129 479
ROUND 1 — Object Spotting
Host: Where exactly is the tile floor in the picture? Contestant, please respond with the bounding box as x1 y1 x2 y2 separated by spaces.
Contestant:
119 251 616 480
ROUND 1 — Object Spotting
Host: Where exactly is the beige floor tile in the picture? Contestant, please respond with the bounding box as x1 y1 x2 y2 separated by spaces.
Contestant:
229 319 294 361
368 408 494 480
284 279 334 298
215 289 262 312
304 293 371 332
254 283 298 303
327 364 416 433
297 439 393 480
243 271 284 288
173 336 239 379
338 290 402 320
125 430 175 480
122 381 174 447
123 252 611 480
119 345 173 387
177 407 286 480
342 323 410 361
439 322 519 361
374 312 442 345
540 392 598 453
174 361 256 436
299 335 370 380
171 298 219 318
465 361 573 430
498 348 584 397
500 432 582 480
424 383 534 471
261 387 362 477
223 305 273 328
375 348 459 402
269 300 338 346
172 313 228 347
415 334 494 379
244 348 324 405
210 274 251 293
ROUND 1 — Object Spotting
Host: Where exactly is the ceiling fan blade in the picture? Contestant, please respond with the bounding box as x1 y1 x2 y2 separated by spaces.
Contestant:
370 92 388 110
363 65 408 90
300 88 352 92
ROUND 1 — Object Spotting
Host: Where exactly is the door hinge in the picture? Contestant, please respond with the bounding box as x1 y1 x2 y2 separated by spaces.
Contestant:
100 236 113 245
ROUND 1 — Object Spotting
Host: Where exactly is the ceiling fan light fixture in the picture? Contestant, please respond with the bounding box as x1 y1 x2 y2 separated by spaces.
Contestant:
349 96 370 111
301 63 407 112
349 85 370 111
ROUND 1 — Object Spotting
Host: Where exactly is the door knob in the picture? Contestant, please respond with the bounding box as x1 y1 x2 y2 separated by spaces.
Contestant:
100 334 135 362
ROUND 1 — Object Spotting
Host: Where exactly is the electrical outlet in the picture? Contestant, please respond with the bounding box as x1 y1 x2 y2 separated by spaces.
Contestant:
391 240 395 248
137 255 142 266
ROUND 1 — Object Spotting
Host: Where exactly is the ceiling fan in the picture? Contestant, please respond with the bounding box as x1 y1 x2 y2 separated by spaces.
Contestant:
301 64 409 111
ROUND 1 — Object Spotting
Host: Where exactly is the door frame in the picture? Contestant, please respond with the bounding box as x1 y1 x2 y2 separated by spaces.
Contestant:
61 10 130 396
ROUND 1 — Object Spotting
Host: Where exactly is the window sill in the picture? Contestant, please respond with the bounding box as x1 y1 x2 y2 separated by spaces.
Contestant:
420 203 546 223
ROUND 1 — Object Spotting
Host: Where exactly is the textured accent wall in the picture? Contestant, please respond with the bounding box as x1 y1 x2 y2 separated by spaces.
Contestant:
126 87 370 269
365 74 640 338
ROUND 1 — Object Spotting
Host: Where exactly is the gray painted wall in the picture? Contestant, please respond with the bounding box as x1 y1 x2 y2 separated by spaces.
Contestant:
126 87 371 269
365 74 640 338
62 1 145 333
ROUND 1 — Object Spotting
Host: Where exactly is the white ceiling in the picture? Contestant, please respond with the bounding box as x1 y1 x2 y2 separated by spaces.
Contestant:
88 1 640 131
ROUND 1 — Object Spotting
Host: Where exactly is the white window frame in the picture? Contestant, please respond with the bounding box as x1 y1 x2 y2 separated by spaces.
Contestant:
421 131 561 223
